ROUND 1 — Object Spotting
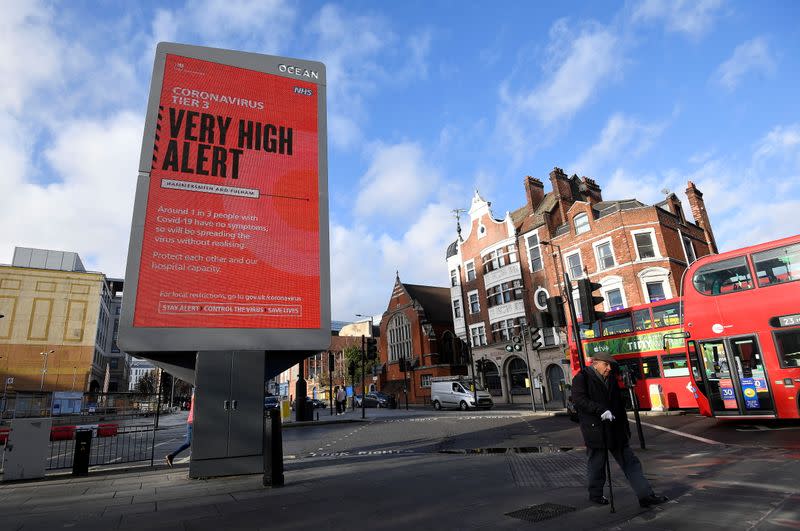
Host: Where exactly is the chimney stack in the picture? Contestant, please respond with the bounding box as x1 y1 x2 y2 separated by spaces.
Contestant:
524 176 545 212
685 181 718 254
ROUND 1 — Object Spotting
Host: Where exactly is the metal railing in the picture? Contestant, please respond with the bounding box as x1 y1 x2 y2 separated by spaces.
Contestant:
46 423 156 470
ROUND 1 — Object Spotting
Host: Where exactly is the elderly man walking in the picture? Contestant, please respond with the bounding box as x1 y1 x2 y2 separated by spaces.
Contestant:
571 352 668 508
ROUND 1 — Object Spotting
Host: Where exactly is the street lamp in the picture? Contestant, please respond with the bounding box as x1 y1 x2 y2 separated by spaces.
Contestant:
39 349 55 392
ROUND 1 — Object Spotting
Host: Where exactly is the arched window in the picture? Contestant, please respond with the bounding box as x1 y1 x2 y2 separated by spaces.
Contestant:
440 331 455 364
574 213 590 235
508 357 529 394
481 360 501 396
388 313 412 362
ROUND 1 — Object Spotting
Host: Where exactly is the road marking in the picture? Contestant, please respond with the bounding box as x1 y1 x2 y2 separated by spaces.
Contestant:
630 419 725 445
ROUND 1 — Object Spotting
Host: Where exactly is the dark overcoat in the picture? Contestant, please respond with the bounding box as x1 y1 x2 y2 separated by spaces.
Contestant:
571 367 630 449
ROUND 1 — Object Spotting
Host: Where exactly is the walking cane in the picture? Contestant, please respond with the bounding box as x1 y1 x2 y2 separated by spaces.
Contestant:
601 419 616 513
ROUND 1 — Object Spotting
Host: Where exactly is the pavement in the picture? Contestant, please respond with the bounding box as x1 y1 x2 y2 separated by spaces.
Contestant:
0 408 797 530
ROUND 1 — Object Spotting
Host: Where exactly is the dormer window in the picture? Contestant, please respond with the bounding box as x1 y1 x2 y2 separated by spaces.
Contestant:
574 213 590 235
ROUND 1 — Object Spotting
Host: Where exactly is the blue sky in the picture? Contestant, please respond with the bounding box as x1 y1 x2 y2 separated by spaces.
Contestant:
1 0 799 322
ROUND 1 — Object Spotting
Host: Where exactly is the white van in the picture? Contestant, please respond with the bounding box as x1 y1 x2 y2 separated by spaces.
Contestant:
431 377 493 410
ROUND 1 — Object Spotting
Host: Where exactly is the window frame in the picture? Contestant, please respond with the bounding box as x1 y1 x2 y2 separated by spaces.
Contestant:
631 228 659 261
574 213 590 235
646 281 666 303
682 233 697 264
450 268 458 287
564 250 584 280
692 256 754 296
387 313 412 362
452 299 462 319
470 323 487 347
465 260 476 282
752 243 800 288
593 237 616 271
525 232 544 272
467 290 480 314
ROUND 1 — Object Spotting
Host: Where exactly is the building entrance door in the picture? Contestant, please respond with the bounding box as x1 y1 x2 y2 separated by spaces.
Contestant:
546 364 564 404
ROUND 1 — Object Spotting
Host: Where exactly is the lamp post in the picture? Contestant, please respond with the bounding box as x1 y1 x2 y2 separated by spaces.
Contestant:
71 366 78 391
39 349 55 392
355 314 374 419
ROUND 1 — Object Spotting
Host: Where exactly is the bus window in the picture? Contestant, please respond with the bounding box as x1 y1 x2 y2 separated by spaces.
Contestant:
752 243 800 287
641 356 661 378
775 329 800 368
602 314 633 336
580 322 599 340
692 256 754 295
701 341 730 378
633 309 652 331
662 354 690 377
652 302 681 328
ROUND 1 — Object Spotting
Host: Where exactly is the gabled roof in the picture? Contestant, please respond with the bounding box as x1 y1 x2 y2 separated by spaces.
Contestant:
403 283 453 324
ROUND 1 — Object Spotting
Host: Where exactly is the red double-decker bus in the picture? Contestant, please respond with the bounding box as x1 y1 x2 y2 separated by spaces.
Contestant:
682 234 800 419
569 298 696 409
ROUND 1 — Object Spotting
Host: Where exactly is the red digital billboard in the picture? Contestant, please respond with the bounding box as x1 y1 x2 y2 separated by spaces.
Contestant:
133 54 320 329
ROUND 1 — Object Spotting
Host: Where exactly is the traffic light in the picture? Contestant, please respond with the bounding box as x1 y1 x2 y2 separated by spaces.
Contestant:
577 278 605 323
529 327 542 347
328 351 335 373
366 337 378 360
348 360 356 377
546 296 566 328
398 358 407 372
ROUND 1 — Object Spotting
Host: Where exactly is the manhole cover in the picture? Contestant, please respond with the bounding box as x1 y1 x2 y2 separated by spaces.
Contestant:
506 503 576 523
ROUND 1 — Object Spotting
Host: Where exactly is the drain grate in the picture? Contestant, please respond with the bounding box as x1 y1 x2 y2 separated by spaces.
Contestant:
506 503 576 523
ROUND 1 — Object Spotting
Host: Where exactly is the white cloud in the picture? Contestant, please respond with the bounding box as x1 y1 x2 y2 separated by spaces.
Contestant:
329 203 456 320
571 113 666 176
355 143 440 219
521 21 621 125
495 19 623 164
753 123 800 163
714 37 776 90
632 0 724 38
667 123 800 252
0 1 64 113
0 112 142 274
601 168 670 205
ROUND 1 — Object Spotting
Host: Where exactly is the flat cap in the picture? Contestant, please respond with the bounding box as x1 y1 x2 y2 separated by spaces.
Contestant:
590 351 614 363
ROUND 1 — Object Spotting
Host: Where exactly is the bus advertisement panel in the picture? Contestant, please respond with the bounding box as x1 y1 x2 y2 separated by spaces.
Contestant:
683 234 800 419
119 43 330 353
572 299 696 409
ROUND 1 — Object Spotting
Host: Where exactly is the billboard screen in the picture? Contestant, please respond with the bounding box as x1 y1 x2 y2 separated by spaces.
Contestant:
119 43 329 352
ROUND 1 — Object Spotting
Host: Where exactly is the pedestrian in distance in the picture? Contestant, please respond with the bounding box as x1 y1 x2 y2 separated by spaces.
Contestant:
336 386 346 415
166 389 194 467
570 352 668 508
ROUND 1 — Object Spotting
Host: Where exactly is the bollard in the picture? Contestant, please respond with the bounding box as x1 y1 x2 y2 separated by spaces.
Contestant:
263 409 284 487
72 428 92 476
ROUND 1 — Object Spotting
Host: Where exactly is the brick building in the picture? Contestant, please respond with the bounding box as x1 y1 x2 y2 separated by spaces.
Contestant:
446 168 717 406
377 275 467 405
